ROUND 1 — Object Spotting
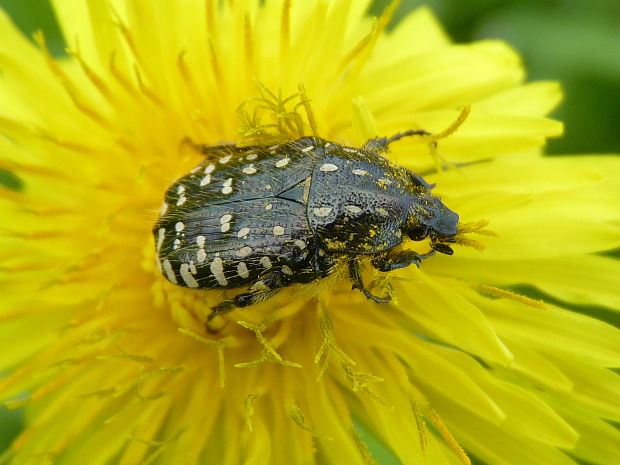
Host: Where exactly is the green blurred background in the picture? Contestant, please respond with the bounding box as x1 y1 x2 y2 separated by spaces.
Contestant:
1 0 619 463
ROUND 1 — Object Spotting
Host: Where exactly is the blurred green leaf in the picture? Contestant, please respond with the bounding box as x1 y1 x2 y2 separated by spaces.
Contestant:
0 0 65 56
0 170 23 190
0 405 23 453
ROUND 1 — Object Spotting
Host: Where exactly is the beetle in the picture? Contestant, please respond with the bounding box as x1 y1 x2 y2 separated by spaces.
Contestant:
153 132 459 320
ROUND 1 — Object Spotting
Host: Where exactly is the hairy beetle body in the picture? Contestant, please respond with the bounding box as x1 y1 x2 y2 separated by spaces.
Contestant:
154 136 459 317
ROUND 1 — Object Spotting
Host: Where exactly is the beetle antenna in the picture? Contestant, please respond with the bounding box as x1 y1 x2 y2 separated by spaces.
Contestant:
367 105 471 153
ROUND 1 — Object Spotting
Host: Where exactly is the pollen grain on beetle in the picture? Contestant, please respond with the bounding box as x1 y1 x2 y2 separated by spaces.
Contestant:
1 2 620 465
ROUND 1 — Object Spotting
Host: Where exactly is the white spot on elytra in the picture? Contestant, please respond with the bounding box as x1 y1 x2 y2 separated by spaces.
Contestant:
301 145 314 152
200 174 211 186
220 223 231 233
236 246 253 258
180 263 199 288
237 262 249 279
313 207 332 217
175 222 185 232
343 147 357 153
320 163 338 172
196 235 206 248
160 202 168 215
222 178 233 194
273 226 285 236
173 238 181 249
177 185 186 194
220 214 233 224
265 184 272 191
345 204 362 214
156 228 165 253
162 259 177 284
294 239 306 249
275 158 290 168
260 256 272 269
243 164 257 175
265 203 273 211
204 164 216 174
246 153 258 161
376 207 389 216
237 227 250 238
219 155 232 164
210 257 227 286
352 169 367 176
281 265 293 275
176 195 187 206
196 249 207 263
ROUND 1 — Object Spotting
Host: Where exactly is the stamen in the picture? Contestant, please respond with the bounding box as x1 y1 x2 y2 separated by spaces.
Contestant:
280 0 291 66
316 301 388 405
237 82 314 144
244 393 259 432
427 410 471 465
289 405 331 439
298 83 319 138
412 400 428 453
351 428 380 465
342 363 388 406
235 320 302 368
34 32 110 128
133 63 163 106
109 52 137 94
340 0 399 73
315 300 356 381
178 328 228 387
244 13 255 74
134 366 184 400
208 38 223 84
469 283 547 309
130 428 185 464
66 45 113 100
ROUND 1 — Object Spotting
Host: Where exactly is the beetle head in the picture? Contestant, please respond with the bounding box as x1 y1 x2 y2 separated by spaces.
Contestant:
405 191 459 255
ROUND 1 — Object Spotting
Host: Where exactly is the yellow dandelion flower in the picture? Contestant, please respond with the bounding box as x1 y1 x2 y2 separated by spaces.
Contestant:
1 1 620 465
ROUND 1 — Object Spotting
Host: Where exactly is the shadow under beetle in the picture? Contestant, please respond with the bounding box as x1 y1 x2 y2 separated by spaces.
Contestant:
154 131 459 320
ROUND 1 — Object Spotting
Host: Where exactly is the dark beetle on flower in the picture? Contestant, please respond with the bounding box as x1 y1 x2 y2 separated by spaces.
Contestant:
153 133 459 320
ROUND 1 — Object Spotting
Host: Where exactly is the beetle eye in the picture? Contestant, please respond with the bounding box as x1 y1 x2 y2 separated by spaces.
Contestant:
408 226 428 241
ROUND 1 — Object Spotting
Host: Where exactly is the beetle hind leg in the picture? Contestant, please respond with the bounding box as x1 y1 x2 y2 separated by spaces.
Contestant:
348 258 391 304
208 272 284 322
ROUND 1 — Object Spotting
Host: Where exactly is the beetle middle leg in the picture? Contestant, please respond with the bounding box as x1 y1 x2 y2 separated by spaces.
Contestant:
208 272 285 322
348 258 391 303
371 249 436 272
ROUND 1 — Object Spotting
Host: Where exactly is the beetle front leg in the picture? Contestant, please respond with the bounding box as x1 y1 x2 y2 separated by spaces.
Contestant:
348 258 391 303
371 249 436 272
